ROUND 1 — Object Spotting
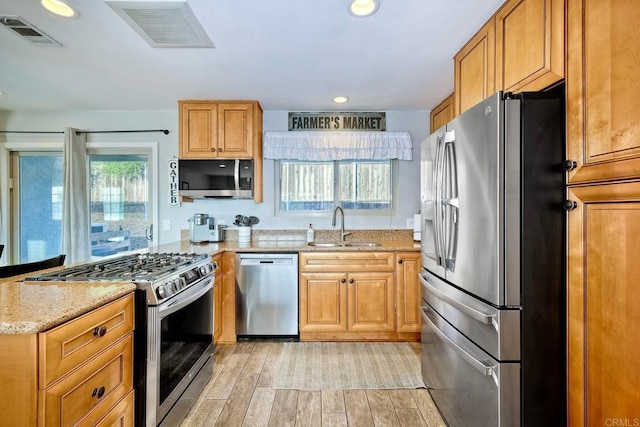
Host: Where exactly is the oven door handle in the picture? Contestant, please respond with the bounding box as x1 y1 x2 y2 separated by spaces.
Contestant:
158 275 213 318
421 305 495 376
419 273 495 324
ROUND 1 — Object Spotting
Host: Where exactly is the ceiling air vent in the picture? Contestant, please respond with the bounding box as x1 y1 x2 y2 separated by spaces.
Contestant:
0 16 61 46
105 0 214 48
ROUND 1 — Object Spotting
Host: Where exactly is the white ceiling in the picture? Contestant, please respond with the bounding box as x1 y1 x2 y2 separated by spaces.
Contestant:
0 0 503 112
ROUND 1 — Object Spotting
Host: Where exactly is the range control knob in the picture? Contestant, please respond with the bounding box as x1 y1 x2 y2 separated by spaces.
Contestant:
157 285 168 299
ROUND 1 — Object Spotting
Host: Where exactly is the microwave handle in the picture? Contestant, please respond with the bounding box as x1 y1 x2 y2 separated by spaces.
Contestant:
234 159 240 197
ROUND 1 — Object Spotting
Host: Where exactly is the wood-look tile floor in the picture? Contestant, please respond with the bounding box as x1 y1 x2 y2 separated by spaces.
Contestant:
181 342 445 427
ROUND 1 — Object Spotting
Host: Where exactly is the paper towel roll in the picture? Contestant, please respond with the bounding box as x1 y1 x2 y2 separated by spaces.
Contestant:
413 213 421 241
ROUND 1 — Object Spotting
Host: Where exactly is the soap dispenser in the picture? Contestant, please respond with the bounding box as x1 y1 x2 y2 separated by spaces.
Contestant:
306 224 315 243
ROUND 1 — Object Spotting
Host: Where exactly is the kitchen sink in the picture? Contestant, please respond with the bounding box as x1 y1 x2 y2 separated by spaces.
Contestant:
307 242 380 247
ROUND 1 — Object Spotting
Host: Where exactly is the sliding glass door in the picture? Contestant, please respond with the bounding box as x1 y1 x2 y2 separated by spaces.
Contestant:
89 153 152 257
14 153 64 262
9 148 154 263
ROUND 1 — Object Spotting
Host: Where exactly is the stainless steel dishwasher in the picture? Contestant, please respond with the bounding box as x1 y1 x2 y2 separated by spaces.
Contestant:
235 253 299 337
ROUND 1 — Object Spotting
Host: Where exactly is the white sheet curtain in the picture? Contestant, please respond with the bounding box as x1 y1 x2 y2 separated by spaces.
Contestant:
61 127 90 264
263 131 413 161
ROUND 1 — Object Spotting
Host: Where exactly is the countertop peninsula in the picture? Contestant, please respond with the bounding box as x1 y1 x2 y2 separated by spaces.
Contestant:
0 229 419 335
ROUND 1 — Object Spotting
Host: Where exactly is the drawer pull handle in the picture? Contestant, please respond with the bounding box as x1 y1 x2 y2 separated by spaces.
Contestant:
93 326 107 337
92 386 106 398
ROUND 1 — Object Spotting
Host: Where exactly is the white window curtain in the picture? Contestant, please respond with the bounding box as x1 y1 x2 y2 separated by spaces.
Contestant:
62 127 90 264
263 131 413 161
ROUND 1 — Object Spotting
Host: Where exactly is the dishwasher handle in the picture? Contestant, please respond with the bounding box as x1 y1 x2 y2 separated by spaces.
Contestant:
239 257 295 266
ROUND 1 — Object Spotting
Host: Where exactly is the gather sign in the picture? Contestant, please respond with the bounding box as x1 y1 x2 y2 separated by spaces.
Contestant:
288 112 386 131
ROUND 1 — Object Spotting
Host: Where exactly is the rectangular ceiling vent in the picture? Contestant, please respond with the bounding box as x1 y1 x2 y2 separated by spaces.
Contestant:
0 16 61 46
105 0 214 48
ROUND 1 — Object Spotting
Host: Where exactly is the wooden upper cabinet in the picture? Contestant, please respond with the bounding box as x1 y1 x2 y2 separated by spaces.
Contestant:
495 0 564 93
179 102 218 158
217 103 254 158
179 100 261 159
454 18 495 116
566 0 640 184
567 182 640 426
430 94 454 133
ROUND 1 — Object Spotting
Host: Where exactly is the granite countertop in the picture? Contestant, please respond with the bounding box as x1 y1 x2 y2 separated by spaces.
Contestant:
0 276 136 335
0 229 420 335
167 228 421 255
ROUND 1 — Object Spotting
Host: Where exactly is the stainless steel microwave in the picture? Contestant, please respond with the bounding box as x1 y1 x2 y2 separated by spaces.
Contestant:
178 159 254 199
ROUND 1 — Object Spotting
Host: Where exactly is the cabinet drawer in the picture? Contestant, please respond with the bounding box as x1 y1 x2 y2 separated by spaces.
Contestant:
39 294 134 387
93 390 134 427
40 334 133 427
300 252 395 272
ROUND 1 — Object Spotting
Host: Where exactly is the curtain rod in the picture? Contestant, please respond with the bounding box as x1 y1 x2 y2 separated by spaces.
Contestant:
0 129 170 135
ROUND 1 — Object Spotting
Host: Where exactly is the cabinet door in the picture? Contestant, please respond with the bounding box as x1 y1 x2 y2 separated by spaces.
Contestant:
395 253 421 333
495 0 564 93
566 0 640 184
41 334 133 426
430 94 454 133
567 182 640 426
213 254 223 343
300 272 347 333
454 18 495 116
179 102 218 159
217 103 253 158
347 272 395 332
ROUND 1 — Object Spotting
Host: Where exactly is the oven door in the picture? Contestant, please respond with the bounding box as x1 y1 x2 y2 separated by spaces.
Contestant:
147 276 214 426
421 302 520 427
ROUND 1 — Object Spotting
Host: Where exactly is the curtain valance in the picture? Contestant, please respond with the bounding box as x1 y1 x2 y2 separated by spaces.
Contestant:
263 131 413 161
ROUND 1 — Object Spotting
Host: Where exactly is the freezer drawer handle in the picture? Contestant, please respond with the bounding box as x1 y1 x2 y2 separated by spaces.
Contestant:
421 306 495 376
419 274 495 325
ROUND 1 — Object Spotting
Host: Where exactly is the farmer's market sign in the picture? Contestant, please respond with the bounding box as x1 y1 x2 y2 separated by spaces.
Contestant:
288 112 386 131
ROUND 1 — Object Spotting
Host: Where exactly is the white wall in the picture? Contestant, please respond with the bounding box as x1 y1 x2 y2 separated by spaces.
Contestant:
0 109 428 244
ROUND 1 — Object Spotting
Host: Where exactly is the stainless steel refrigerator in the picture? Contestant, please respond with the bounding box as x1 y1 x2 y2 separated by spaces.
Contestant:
419 90 566 426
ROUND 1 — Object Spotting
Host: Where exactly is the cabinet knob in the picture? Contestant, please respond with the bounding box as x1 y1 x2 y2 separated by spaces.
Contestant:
563 160 578 171
341 278 346 283
349 278 354 284
93 326 107 337
217 148 223 152
92 386 106 398
398 259 403 264
564 200 578 211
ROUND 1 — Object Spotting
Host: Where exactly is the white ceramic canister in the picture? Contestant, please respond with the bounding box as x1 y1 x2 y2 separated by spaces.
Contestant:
238 226 251 243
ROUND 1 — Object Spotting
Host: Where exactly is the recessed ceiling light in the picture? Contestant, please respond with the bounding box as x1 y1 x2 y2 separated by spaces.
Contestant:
333 96 349 104
41 0 78 18
348 0 379 18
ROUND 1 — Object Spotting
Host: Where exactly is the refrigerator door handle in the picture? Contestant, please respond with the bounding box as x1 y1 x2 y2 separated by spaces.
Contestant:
421 305 496 376
433 135 446 266
442 131 459 271
419 273 496 325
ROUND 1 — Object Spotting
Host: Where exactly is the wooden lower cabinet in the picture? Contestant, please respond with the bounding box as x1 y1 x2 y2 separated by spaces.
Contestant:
0 294 135 426
299 251 419 341
216 251 237 343
395 252 421 333
213 253 223 343
567 182 640 425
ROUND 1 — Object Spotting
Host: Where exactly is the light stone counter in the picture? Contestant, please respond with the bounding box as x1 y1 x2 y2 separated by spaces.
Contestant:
0 277 136 335
0 229 419 335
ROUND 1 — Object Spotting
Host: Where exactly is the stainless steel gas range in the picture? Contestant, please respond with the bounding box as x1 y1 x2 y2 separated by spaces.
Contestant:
28 252 216 426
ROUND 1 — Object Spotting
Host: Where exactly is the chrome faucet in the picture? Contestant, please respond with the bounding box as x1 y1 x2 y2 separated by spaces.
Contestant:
332 206 351 242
